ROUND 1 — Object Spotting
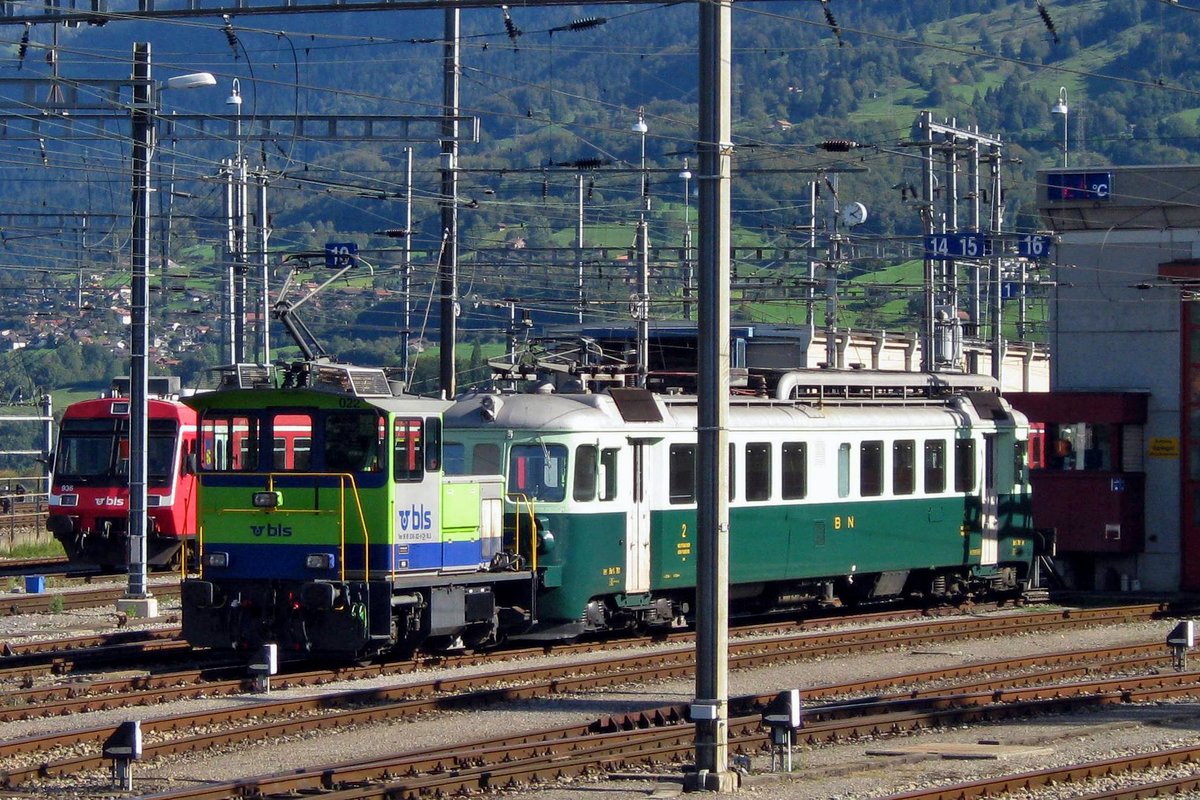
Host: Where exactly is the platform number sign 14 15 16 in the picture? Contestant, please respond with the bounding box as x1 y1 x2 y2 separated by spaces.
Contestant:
1018 234 1051 260
924 232 989 260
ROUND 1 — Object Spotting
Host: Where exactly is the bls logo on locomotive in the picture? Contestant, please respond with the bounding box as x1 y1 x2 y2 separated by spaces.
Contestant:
398 504 433 531
250 523 293 537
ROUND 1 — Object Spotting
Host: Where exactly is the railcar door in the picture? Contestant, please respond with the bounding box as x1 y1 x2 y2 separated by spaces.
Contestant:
981 434 999 565
627 439 653 595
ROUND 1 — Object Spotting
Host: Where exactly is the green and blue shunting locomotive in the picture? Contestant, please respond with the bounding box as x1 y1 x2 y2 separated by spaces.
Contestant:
181 362 1046 659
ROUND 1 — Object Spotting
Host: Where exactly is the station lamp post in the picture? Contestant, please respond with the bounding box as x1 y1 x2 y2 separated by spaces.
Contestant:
123 43 216 617
1051 87 1068 168
680 158 693 320
632 107 650 386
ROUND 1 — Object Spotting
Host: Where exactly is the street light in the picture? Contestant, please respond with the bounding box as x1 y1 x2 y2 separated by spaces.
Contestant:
1051 86 1068 168
225 78 248 365
124 43 215 618
680 158 693 320
631 107 649 386
632 106 649 211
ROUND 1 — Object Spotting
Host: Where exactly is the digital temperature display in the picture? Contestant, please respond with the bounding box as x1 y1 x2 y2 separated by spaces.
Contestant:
1047 172 1113 201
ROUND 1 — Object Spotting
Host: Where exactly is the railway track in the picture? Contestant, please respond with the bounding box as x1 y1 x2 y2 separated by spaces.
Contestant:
26 642 1197 800
0 603 1177 797
0 604 1165 717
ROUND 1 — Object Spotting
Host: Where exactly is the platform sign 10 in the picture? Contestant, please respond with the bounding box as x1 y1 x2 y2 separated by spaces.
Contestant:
324 242 359 268
1017 234 1052 259
924 232 990 260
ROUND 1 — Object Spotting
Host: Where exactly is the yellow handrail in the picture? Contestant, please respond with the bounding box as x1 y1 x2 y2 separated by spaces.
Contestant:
506 492 538 572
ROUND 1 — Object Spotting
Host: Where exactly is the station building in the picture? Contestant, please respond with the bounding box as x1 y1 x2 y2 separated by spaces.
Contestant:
1012 165 1200 592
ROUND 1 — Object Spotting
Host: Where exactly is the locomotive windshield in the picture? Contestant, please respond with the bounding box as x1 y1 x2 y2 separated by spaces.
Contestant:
54 418 178 487
508 443 568 502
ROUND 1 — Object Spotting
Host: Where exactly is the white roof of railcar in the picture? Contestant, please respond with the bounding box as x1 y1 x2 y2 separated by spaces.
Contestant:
445 390 1022 434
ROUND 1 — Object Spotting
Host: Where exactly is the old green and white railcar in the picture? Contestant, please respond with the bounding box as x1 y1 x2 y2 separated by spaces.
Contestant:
444 379 1038 639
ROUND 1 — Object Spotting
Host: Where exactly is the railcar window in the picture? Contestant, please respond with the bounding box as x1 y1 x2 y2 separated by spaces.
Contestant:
271 413 313 471
294 438 312 470
508 443 568 502
324 411 383 474
924 440 947 493
393 418 425 482
443 442 466 475
474 443 501 475
669 444 697 504
600 448 619 501
837 443 851 498
782 442 807 500
893 440 916 495
955 439 977 492
730 443 736 501
1014 441 1028 485
860 441 884 497
574 445 598 502
746 442 771 501
200 414 259 472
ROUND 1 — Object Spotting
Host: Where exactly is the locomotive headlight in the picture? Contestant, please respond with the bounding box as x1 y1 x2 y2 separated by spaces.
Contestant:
203 551 230 568
57 494 78 507
252 491 283 509
305 553 335 570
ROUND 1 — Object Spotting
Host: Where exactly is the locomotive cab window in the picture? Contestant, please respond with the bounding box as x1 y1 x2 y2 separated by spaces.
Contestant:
443 442 466 475
860 440 884 497
574 444 598 502
54 419 119 481
509 443 568 502
474 443 501 475
425 417 442 472
324 411 384 474
393 418 425 482
893 439 915 495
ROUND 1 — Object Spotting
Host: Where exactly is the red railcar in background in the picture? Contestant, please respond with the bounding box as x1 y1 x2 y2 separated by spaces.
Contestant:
47 384 199 569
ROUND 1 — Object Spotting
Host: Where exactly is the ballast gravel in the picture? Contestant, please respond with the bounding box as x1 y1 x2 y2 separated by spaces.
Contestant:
0 603 1193 800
